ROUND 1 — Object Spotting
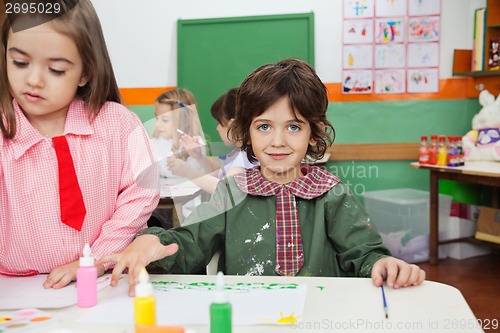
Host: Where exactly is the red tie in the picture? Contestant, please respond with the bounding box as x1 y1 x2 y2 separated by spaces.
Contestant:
53 136 86 231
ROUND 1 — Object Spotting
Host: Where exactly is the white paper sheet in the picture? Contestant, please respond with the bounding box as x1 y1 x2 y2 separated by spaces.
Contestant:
78 280 308 326
160 177 200 198
0 275 113 310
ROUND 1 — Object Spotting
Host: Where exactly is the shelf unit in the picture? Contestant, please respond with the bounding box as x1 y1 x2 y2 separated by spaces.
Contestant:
452 0 500 97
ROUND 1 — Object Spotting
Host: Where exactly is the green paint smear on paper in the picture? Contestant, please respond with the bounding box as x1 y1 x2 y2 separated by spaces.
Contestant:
152 281 299 292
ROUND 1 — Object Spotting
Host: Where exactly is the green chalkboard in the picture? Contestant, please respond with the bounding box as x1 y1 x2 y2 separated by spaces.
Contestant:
177 13 314 152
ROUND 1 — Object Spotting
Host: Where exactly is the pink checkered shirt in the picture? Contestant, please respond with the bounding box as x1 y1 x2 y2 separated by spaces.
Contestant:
0 99 159 275
234 165 339 276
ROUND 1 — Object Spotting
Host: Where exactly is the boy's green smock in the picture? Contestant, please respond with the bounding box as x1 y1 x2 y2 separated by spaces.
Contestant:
140 167 390 277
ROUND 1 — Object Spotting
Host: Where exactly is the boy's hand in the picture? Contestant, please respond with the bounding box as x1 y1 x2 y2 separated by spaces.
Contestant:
371 257 425 288
43 260 105 289
97 234 179 296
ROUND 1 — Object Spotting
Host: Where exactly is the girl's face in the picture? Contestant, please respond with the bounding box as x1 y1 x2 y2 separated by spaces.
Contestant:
6 21 86 132
216 118 234 146
154 103 175 139
249 97 315 184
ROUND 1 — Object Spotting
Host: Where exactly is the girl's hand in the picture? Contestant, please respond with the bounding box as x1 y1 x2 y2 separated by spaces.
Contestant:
43 260 105 289
180 134 204 160
371 257 425 289
97 235 179 296
166 157 192 178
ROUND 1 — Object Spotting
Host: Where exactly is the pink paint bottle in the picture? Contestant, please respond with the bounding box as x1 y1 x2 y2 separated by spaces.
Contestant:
77 243 98 308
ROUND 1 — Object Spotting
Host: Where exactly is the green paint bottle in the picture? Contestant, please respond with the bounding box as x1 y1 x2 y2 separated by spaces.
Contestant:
210 272 232 333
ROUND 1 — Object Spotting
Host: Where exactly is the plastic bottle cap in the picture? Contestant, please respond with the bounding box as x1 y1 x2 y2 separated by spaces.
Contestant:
135 268 154 298
213 271 228 303
79 243 94 267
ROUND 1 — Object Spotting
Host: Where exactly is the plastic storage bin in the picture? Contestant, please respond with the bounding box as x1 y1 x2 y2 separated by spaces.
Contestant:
362 188 452 263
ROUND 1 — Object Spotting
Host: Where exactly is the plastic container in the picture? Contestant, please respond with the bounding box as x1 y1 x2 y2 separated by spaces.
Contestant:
77 243 98 308
363 188 452 263
135 268 156 326
210 272 232 333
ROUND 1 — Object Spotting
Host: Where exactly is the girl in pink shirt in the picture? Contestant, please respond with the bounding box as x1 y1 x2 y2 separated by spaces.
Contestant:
0 0 159 288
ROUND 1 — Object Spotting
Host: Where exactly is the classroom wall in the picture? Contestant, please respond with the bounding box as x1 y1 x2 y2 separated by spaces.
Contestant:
92 0 487 203
327 99 482 203
93 0 485 87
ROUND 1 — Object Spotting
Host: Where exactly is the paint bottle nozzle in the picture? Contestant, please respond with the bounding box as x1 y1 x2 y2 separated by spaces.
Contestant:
213 271 228 303
79 243 94 267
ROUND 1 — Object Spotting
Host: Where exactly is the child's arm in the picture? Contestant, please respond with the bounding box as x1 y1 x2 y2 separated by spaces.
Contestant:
325 183 391 275
89 112 160 270
178 132 216 172
43 112 159 289
371 257 426 288
100 178 235 295
167 157 243 194
167 158 220 193
98 234 179 296
325 183 425 288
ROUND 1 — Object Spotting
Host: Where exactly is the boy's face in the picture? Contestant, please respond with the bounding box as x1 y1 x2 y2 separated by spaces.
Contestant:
6 21 86 131
154 103 175 139
216 118 233 146
249 97 315 184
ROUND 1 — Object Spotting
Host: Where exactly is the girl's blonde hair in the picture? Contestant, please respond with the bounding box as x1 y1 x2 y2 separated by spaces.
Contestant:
153 89 203 160
0 0 121 139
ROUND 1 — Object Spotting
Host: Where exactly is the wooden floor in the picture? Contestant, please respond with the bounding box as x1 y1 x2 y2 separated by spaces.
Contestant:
418 252 500 331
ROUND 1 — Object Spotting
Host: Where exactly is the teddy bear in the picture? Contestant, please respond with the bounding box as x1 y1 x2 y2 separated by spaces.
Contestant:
462 89 500 161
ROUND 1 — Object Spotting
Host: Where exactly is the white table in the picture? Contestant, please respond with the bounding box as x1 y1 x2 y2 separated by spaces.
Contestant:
0 274 484 333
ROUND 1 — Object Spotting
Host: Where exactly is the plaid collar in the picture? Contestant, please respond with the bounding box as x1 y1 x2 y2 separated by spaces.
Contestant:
233 164 339 276
233 165 339 198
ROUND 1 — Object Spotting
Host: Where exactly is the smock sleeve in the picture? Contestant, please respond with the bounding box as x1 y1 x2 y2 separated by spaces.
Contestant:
324 183 391 277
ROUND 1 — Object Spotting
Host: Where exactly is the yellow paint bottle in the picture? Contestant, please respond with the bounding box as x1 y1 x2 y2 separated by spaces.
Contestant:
436 135 448 166
134 268 156 326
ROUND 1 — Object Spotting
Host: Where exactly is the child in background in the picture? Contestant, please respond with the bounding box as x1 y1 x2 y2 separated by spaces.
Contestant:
101 58 425 294
150 89 206 178
148 88 207 227
0 0 158 288
167 87 258 194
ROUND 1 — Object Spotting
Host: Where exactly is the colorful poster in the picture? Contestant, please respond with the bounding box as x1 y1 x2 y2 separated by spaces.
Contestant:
343 19 374 44
341 0 441 94
407 68 439 93
375 0 407 17
375 18 405 43
344 0 375 18
343 45 373 69
408 16 440 42
375 69 406 93
408 0 441 16
375 44 406 68
343 70 373 94
407 42 439 67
